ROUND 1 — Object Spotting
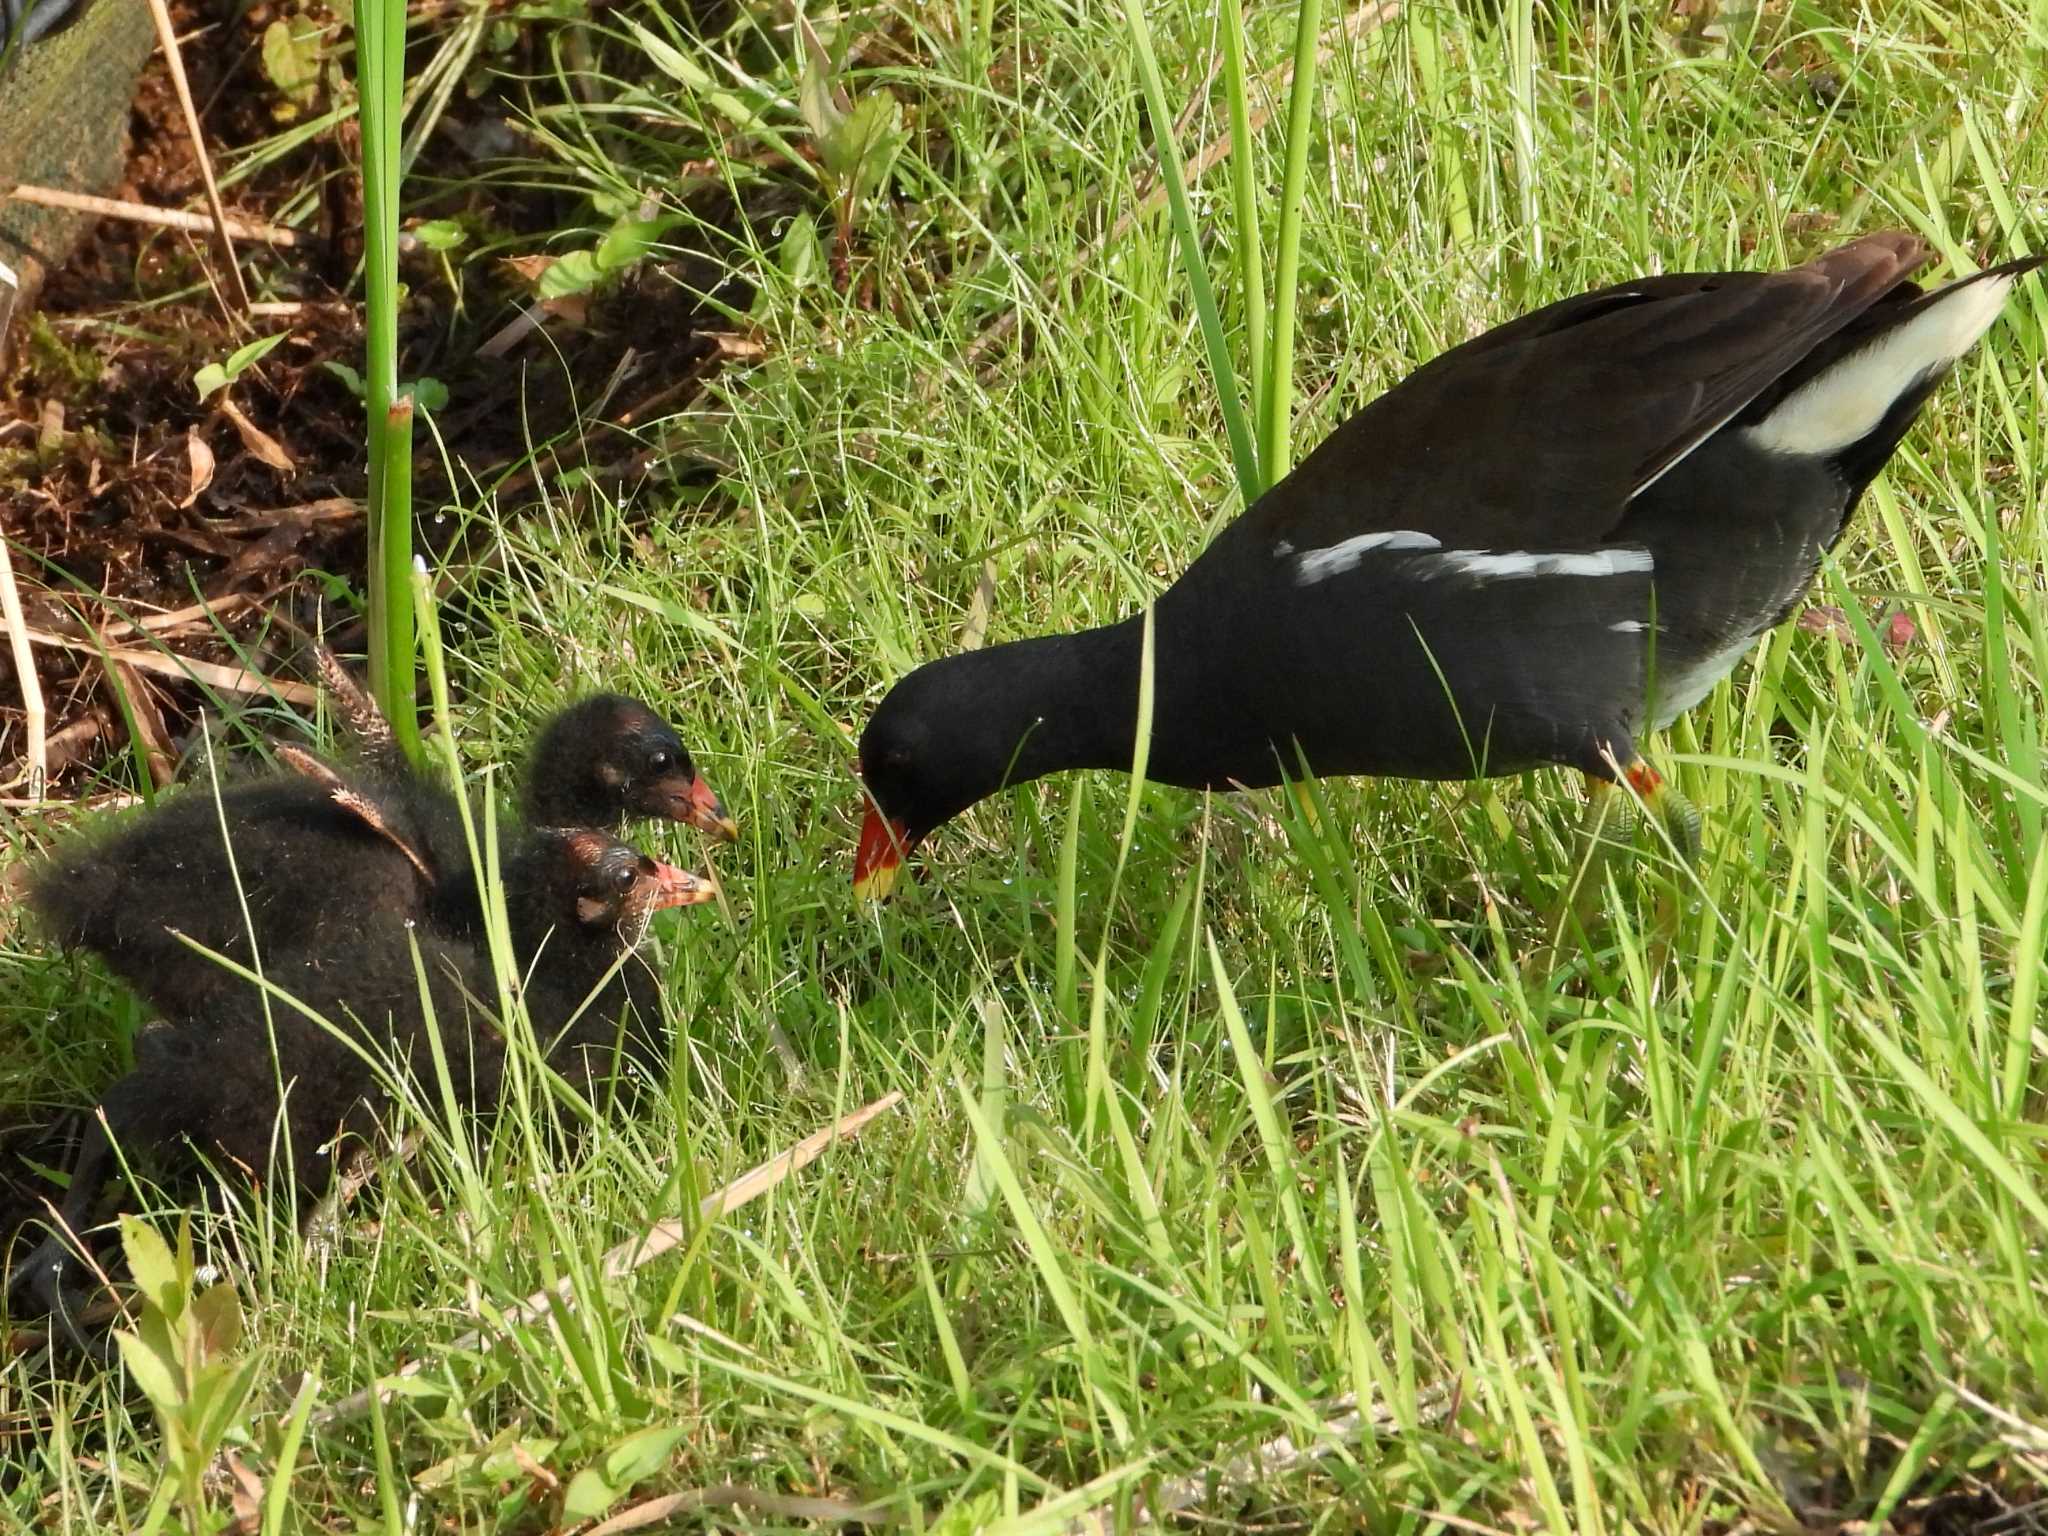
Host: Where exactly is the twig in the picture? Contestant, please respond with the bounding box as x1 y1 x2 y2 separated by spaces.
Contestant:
0 537 48 801
18 624 319 705
103 662 175 788
311 1090 904 1426
960 0 1401 387
6 187 300 248
95 591 259 641
143 0 252 312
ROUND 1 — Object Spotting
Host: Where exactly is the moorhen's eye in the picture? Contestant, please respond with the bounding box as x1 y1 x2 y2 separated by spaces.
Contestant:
647 751 672 774
611 863 637 893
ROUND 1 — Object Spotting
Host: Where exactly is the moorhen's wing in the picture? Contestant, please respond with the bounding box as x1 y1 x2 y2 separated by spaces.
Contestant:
1238 232 1930 555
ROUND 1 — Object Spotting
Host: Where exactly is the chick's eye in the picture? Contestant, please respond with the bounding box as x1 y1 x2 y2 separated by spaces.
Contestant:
611 864 637 893
647 751 672 774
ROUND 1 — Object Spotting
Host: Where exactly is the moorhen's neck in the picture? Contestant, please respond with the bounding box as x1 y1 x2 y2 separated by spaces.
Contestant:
949 617 1150 791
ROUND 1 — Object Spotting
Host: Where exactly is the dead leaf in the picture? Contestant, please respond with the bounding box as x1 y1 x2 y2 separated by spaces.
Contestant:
959 559 996 651
538 291 589 327
1797 605 1854 643
499 253 555 286
1883 610 1917 654
219 398 297 473
179 427 216 509
222 1450 264 1536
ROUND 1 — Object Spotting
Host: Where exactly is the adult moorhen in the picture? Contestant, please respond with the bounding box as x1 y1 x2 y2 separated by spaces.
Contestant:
12 822 711 1347
854 233 2039 897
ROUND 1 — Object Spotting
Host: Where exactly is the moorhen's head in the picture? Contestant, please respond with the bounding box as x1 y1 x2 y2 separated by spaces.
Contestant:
511 828 717 953
524 695 736 841
854 652 1047 900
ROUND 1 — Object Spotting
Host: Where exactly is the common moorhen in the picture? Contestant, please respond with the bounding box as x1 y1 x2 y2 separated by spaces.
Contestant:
28 767 464 1020
311 648 737 842
854 233 2040 896
12 824 711 1346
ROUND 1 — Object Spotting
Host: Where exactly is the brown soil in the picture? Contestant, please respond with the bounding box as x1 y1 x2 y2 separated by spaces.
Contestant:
1 0 754 800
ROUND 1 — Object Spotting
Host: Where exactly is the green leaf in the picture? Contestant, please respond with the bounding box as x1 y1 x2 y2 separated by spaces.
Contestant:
595 216 678 275
404 376 448 412
537 250 603 300
120 1215 180 1318
602 1424 690 1488
821 89 904 192
260 17 323 113
193 331 288 401
113 1329 184 1411
797 52 843 141
777 214 824 288
560 1468 620 1523
321 360 365 398
410 218 466 252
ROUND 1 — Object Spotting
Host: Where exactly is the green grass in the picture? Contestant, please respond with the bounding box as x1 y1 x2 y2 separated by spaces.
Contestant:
6 0 2048 1528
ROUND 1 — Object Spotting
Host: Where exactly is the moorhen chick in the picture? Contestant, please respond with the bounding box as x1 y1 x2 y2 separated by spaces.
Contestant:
854 233 2040 896
312 648 737 841
12 823 711 1347
28 765 467 1021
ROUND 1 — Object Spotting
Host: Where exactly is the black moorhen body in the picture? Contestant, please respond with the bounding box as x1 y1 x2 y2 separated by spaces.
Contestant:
12 824 710 1345
855 234 2040 895
29 768 466 1019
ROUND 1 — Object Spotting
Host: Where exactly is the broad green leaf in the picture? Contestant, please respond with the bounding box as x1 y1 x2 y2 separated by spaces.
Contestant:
602 1423 690 1486
261 17 322 113
119 1215 180 1317
560 1468 620 1523
113 1329 183 1410
410 219 466 252
190 1280 243 1361
538 250 603 300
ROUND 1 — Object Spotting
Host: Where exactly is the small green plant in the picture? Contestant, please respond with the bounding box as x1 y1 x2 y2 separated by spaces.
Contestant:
797 19 908 291
111 1215 267 1534
192 332 287 402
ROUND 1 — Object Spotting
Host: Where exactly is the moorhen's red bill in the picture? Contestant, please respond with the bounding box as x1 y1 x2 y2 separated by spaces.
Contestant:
854 233 2040 897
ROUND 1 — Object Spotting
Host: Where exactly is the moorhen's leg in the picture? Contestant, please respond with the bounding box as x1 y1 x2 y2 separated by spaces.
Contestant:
1616 756 1702 861
9 1115 118 1358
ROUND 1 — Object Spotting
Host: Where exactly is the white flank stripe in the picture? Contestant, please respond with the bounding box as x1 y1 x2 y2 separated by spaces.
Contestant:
1293 529 1441 585
1425 547 1654 580
1608 619 1648 633
1748 272 2019 457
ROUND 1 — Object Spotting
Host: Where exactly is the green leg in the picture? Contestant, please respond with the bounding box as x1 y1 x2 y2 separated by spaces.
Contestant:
1622 757 1702 861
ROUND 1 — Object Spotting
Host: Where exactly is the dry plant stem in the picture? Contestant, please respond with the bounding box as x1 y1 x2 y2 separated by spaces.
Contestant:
960 0 1401 387
7 186 300 248
144 0 252 312
18 624 319 705
312 1089 905 1426
0 537 48 800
